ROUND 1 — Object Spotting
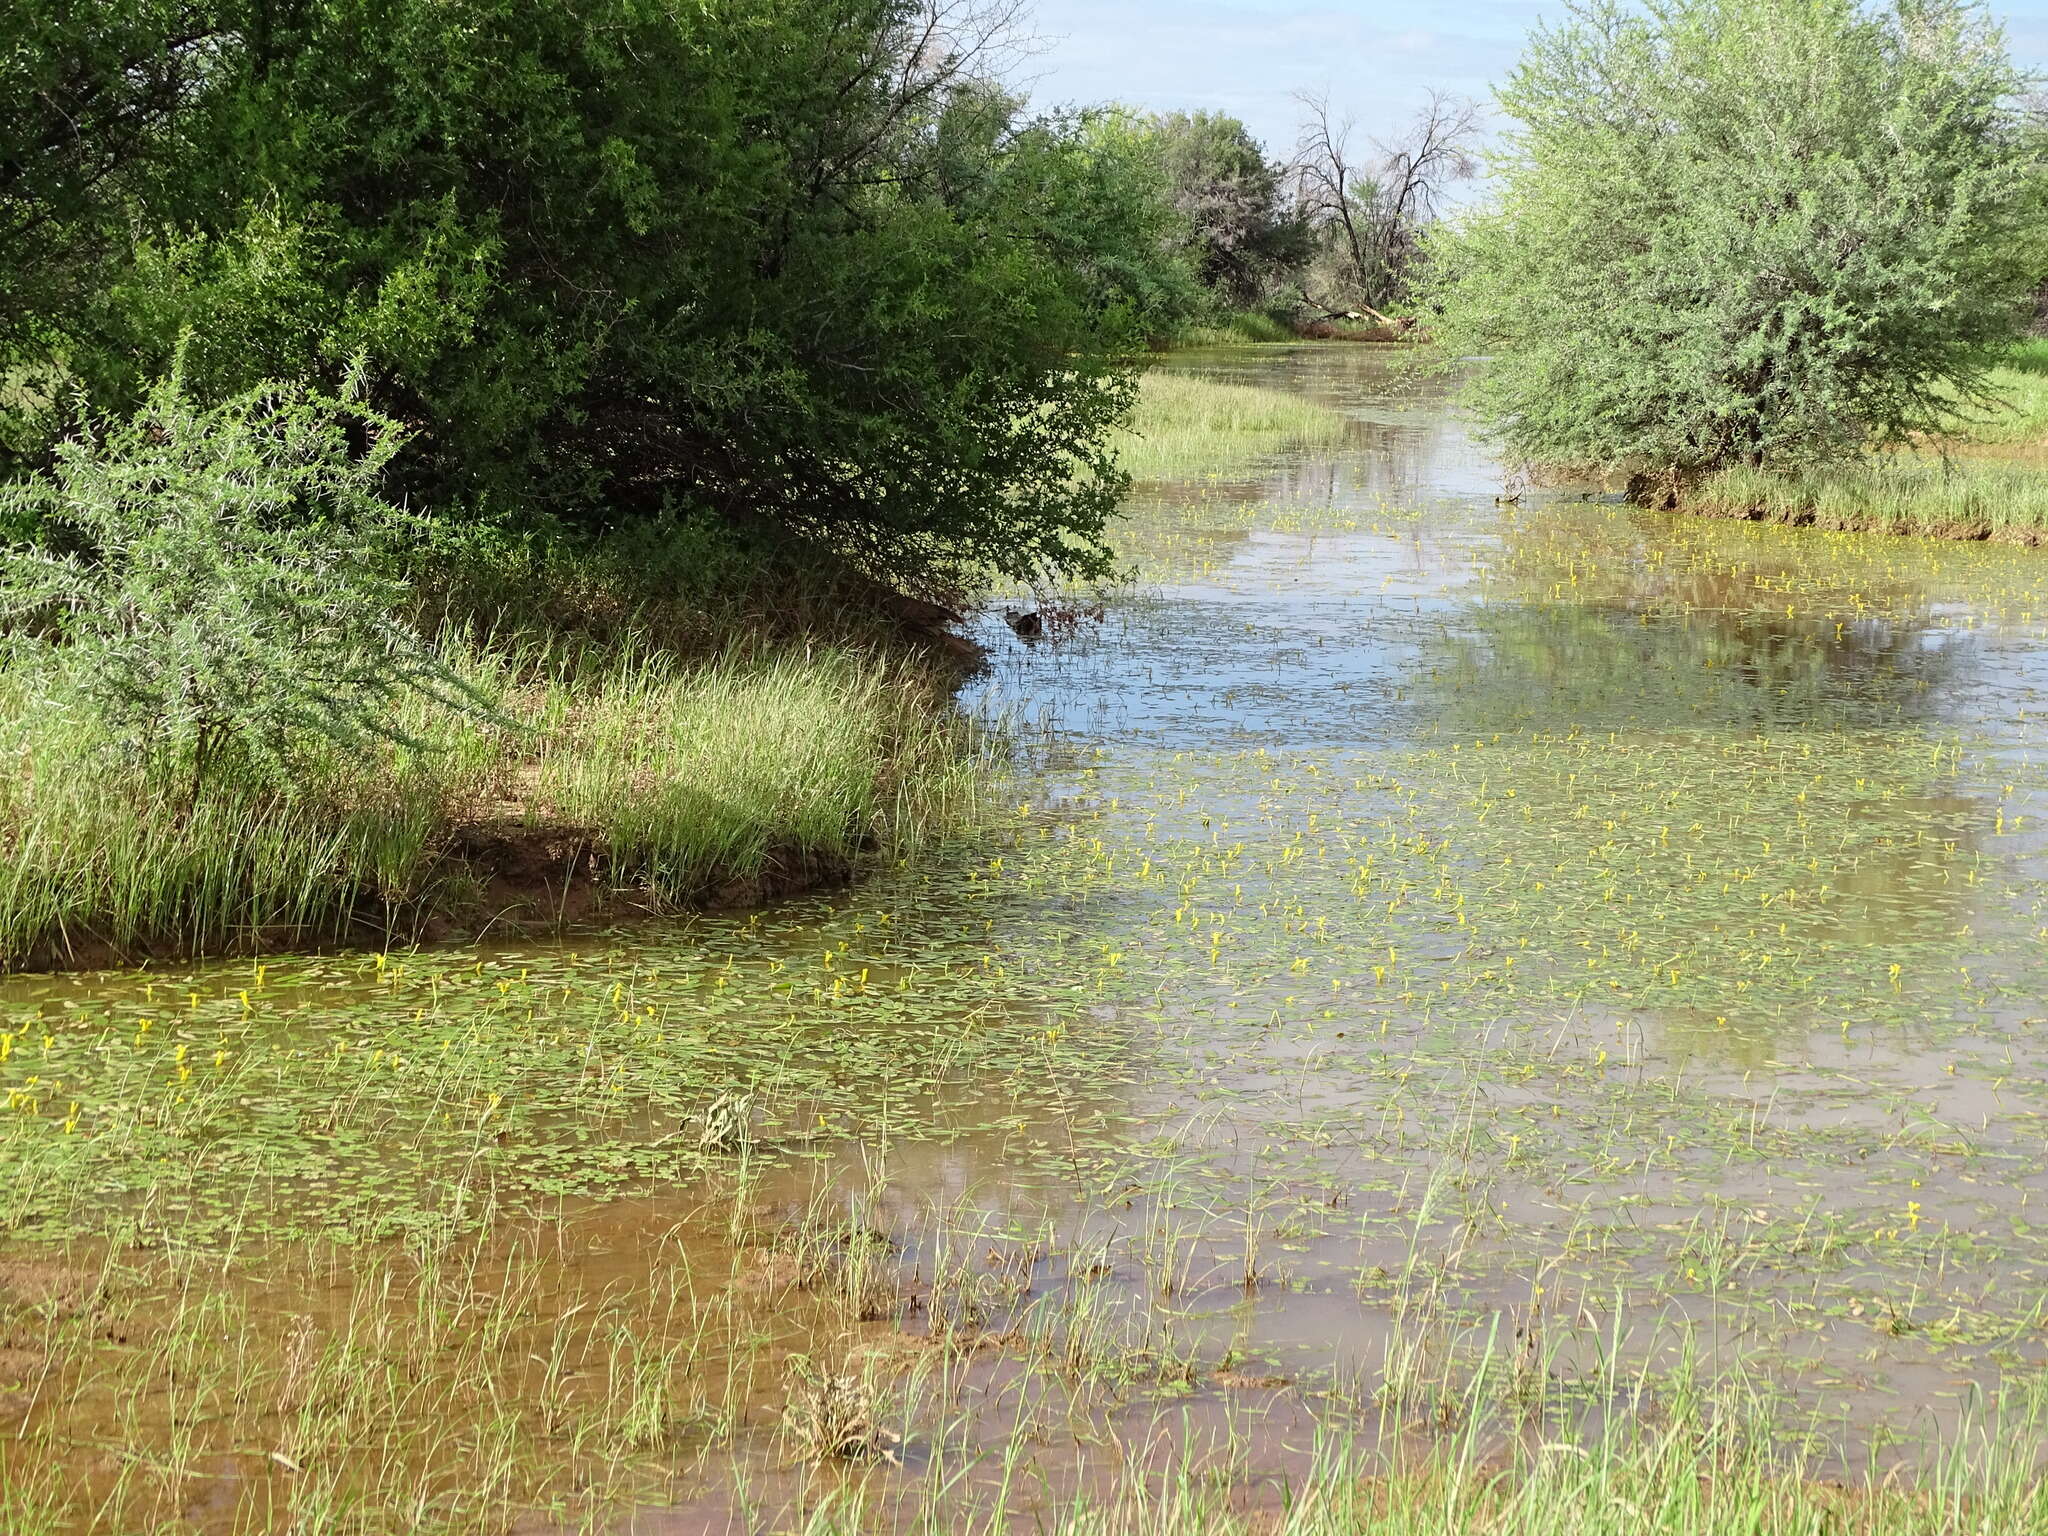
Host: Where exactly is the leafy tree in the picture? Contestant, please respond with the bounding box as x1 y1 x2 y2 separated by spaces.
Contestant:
0 0 219 463
1142 111 1309 308
1426 0 2044 482
0 371 489 788
3 0 1191 594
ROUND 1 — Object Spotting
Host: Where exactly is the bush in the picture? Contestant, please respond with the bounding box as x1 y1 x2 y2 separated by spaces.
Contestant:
0 373 486 787
3 0 1196 594
1427 0 2044 479
1138 110 1310 310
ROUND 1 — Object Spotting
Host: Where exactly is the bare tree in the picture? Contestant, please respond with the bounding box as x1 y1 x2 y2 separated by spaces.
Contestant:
1288 90 1481 318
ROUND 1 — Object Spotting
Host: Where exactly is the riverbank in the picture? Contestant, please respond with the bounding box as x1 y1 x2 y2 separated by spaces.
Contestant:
1662 341 2048 541
0 352 1350 977
0 562 987 972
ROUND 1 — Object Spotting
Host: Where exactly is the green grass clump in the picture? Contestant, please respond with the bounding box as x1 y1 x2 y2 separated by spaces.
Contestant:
1690 455 2048 536
1675 340 2048 537
0 640 980 968
1160 310 1301 348
1945 335 2048 446
518 643 977 885
1111 370 1349 480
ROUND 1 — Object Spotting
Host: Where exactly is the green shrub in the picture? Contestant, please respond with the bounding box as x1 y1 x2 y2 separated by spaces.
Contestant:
3 0 1197 594
1136 110 1311 310
1427 0 2044 479
1946 337 2048 445
0 373 488 787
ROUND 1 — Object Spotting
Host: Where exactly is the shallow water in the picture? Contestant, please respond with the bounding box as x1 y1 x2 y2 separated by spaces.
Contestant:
10 345 2048 1529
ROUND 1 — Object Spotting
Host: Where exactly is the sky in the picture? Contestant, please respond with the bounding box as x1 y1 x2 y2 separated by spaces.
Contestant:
1018 1 2048 160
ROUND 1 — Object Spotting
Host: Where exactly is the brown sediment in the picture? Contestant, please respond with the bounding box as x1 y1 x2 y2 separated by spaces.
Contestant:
0 1201 815 1532
0 1259 103 1318
0 1259 108 1422
436 820 851 926
0 1188 1041 1533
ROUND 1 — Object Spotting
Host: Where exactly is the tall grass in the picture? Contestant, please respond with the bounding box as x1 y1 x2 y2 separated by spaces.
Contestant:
1690 456 2048 537
1112 371 1350 480
1674 342 2048 539
1946 336 2048 446
1159 311 1301 349
518 643 979 885
0 639 984 968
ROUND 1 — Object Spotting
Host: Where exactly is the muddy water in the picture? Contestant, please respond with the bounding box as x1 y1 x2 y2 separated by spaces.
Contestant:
9 345 2048 1529
947 347 2048 1420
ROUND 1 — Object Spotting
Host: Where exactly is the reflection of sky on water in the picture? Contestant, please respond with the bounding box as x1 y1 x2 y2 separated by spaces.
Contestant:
970 347 1496 749
972 346 2048 758
975 343 2048 1089
760 350 2048 1469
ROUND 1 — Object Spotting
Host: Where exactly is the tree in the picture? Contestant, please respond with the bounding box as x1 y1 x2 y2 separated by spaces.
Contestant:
2 0 1193 595
1143 111 1309 308
1426 0 2044 482
1289 91 1479 318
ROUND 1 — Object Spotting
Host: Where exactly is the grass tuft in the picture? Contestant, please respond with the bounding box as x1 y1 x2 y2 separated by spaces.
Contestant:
1689 455 2048 538
1665 342 2048 539
1161 311 1302 349
0 638 985 968
1112 371 1350 480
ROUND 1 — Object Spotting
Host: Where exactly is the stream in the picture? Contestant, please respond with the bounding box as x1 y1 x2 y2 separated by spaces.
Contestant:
9 344 2048 1529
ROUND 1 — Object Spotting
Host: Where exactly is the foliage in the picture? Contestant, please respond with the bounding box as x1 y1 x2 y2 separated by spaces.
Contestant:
1427 0 2045 478
0 373 484 786
1 0 1193 593
0 0 213 461
1140 111 1311 309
